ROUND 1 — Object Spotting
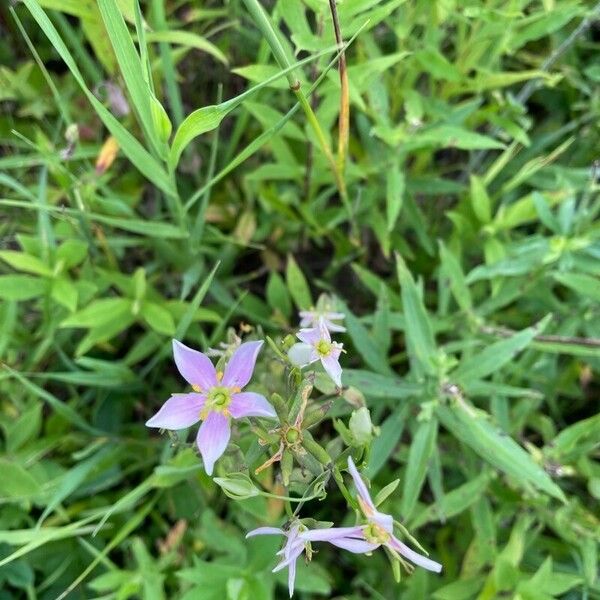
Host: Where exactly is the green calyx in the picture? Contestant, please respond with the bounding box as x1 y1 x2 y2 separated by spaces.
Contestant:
206 386 233 413
363 523 390 545
284 426 302 447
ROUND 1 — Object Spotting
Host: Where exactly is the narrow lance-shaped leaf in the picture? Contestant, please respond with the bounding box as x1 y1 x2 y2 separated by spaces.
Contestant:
436 402 566 502
452 314 551 383
395 253 437 377
401 418 438 520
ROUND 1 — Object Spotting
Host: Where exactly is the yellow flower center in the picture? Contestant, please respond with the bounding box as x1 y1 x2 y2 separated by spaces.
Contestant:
362 522 390 545
204 386 233 415
316 340 331 356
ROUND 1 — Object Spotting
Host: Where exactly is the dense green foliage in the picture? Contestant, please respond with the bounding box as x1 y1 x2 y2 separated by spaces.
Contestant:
1 0 600 598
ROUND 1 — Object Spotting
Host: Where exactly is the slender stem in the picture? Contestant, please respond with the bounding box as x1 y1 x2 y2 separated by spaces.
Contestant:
328 0 349 175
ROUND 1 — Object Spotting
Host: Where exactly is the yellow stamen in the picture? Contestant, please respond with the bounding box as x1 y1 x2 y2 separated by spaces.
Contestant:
217 371 223 381
192 384 201 392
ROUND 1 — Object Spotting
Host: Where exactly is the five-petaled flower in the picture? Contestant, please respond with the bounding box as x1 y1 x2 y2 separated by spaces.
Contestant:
288 321 344 387
146 339 276 475
299 297 346 333
247 521 375 597
330 457 442 573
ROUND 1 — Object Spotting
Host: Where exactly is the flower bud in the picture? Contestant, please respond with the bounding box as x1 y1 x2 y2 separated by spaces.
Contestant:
349 407 374 446
213 473 259 500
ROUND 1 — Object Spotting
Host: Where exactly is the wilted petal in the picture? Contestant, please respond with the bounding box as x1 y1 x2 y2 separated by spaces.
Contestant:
347 456 376 514
196 411 231 475
329 537 379 554
222 340 263 389
321 353 342 387
246 527 283 538
172 340 218 390
389 536 442 573
145 393 204 429
288 342 316 367
230 392 277 419
296 326 323 345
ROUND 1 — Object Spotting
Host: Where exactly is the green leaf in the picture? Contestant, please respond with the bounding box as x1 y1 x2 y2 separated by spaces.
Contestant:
61 298 132 328
0 275 46 300
56 239 88 269
395 253 437 376
401 418 438 519
410 471 490 529
22 0 175 195
141 302 176 336
0 251 51 276
439 242 472 312
470 175 491 224
0 459 41 499
97 0 159 153
51 277 79 312
436 403 566 502
452 315 550 383
266 272 292 318
386 163 404 232
146 30 227 65
554 272 600 302
285 254 312 310
342 370 421 400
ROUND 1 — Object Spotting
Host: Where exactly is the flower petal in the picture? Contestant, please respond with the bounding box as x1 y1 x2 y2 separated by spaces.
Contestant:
321 353 342 387
323 318 346 333
246 527 283 538
145 393 204 429
300 526 364 542
172 340 218 390
288 343 316 367
347 456 376 514
329 537 379 554
296 326 322 345
196 411 231 475
287 554 298 598
230 392 277 419
222 340 263 388
388 536 442 573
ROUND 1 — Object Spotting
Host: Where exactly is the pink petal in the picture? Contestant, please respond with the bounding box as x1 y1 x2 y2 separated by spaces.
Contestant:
329 537 379 554
288 342 317 367
196 411 231 475
172 340 218 390
246 527 283 538
296 326 322 345
347 456 376 514
388 536 442 573
372 510 394 534
321 353 342 387
222 340 263 388
288 554 298 598
272 544 303 572
300 526 364 542
145 393 204 429
230 392 277 419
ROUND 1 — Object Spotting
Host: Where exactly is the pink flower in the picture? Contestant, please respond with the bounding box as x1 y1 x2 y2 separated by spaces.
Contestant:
328 457 442 573
247 521 374 597
288 321 343 387
146 340 276 475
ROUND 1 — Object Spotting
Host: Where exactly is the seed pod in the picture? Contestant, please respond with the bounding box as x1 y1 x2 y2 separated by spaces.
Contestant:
280 448 293 486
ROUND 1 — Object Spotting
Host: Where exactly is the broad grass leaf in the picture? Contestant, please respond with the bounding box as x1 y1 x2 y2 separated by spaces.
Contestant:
146 30 227 65
285 254 312 310
22 0 175 196
141 302 176 336
97 0 158 152
0 275 46 300
410 471 491 529
395 253 437 376
0 459 41 499
341 304 394 376
439 242 472 312
452 315 550 383
554 272 600 302
386 162 404 233
436 403 566 502
61 298 132 328
342 370 421 399
401 419 438 519
0 251 51 276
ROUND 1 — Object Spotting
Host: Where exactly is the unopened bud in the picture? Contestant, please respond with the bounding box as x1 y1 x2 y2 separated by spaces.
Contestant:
213 473 259 500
